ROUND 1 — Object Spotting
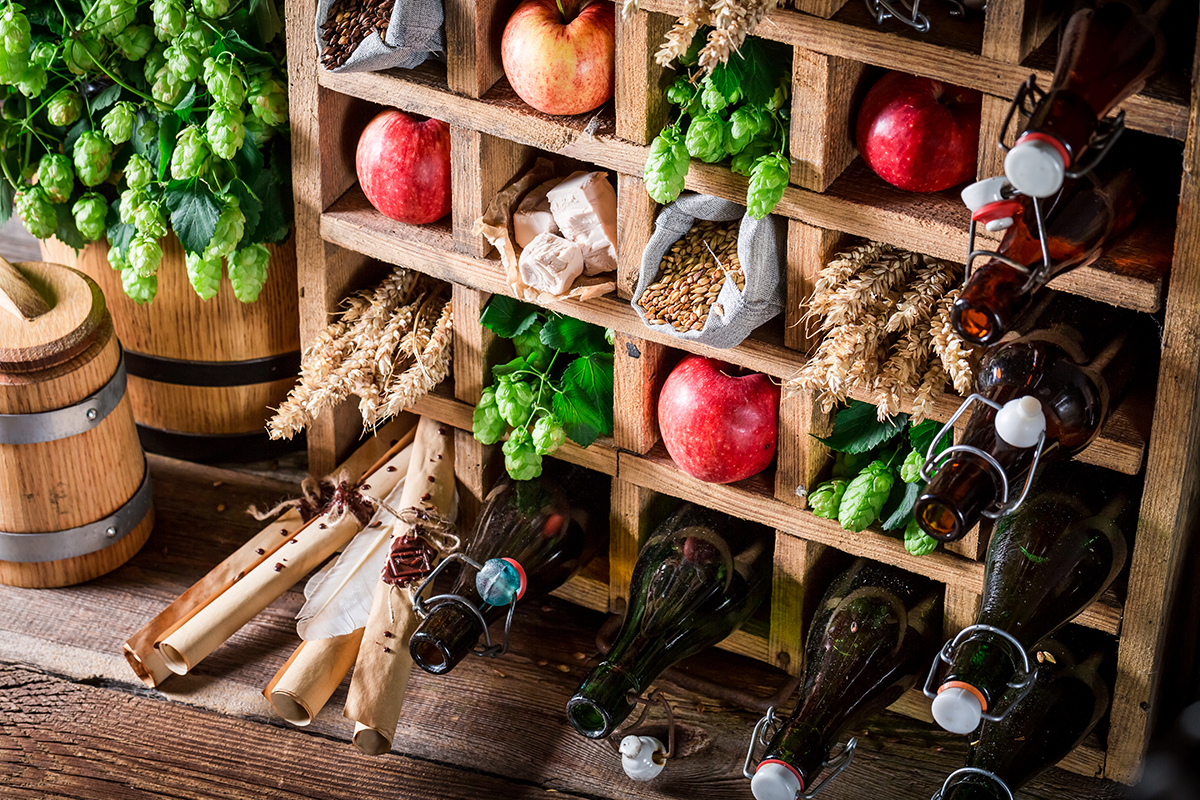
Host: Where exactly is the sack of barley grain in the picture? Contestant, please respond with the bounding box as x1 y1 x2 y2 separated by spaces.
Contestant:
633 192 785 349
315 0 444 73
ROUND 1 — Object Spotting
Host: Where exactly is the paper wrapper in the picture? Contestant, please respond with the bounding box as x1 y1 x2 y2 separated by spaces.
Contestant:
121 417 415 688
472 158 616 304
153 429 419 676
264 628 365 726
344 415 457 755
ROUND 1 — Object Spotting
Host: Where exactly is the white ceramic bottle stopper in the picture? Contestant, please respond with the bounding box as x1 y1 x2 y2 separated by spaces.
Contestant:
619 735 667 782
932 686 984 735
994 396 1046 448
1004 136 1067 199
752 760 804 800
961 176 1019 232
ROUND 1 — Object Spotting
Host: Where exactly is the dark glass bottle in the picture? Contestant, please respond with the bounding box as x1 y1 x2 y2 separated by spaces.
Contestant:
1003 0 1168 199
929 462 1132 734
566 504 771 739
408 464 604 675
934 637 1110 800
916 291 1148 542
750 560 942 800
953 163 1143 347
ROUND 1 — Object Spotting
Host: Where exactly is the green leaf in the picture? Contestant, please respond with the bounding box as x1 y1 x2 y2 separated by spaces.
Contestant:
173 84 200 123
107 219 136 254
0 178 13 229
163 179 221 254
552 387 606 448
540 315 609 356
233 134 264 175
157 114 181 182
816 400 909 455
491 355 529 377
54 205 86 251
248 168 288 243
881 480 920 531
220 30 276 66
250 0 284 44
909 418 952 459
561 353 614 436
225 178 262 241
88 83 123 117
64 119 87 153
480 296 540 338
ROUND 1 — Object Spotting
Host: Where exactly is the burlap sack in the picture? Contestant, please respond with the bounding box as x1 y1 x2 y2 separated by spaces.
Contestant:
315 0 444 73
633 193 785 349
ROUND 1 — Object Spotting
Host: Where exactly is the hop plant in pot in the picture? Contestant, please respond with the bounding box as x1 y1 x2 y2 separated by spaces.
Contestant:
0 0 292 303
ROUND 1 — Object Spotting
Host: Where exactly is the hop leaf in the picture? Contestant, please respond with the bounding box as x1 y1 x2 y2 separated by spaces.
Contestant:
203 57 246 106
15 186 56 239
248 74 289 127
644 126 688 204
36 154 74 204
496 377 535 428
809 479 848 520
837 461 895 532
205 104 245 160
205 194 244 256
114 25 154 60
73 131 114 187
747 152 789 220
195 0 230 19
171 125 210 180
472 386 507 445
502 428 543 481
124 154 154 190
133 199 168 239
684 114 725 163
128 235 163 278
900 449 925 484
120 265 157 303
101 102 137 145
904 518 939 556
152 0 187 40
531 414 565 456
46 90 82 127
72 193 108 242
228 244 269 302
184 249 222 300
164 43 201 82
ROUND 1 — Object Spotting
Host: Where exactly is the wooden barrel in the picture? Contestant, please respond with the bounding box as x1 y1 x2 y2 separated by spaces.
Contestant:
0 258 153 588
40 235 302 463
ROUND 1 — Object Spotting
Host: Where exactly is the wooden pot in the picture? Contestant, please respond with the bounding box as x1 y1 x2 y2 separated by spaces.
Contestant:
0 257 153 588
40 235 302 463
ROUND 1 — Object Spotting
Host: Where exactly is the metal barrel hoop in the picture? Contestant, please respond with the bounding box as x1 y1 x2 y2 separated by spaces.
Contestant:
931 767 1015 800
0 349 129 446
410 552 519 659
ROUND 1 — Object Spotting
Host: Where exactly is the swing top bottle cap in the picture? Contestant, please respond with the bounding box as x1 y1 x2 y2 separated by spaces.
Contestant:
932 685 984 735
752 760 804 800
961 177 1019 232
1004 135 1068 199
994 397 1046 448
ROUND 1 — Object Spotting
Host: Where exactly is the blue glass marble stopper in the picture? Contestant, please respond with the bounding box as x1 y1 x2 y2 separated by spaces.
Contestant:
476 557 526 606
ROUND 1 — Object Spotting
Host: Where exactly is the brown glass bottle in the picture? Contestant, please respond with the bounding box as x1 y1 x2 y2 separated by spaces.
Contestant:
750 560 941 800
916 291 1148 542
1003 0 1168 199
928 462 1132 734
953 163 1143 347
408 463 605 674
934 637 1110 800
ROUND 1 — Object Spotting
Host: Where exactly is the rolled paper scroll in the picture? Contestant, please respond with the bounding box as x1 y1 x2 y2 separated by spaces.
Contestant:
154 431 418 676
344 415 457 755
122 416 414 688
264 628 365 725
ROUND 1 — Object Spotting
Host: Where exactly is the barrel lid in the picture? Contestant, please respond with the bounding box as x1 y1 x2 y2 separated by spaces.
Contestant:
0 258 107 374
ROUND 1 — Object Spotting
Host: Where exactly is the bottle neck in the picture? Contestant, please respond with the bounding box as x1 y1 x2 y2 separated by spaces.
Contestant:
566 662 639 739
916 448 1010 542
763 721 829 789
940 631 1019 715
940 773 1010 800
409 600 484 674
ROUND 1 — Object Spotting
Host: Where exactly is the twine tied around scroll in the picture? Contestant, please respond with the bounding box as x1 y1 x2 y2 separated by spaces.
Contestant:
250 470 378 527
371 501 460 623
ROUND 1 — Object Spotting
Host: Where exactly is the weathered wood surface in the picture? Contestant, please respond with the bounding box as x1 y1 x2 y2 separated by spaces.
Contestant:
0 458 1125 800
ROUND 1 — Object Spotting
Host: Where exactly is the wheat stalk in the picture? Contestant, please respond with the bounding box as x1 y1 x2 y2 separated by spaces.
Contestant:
655 0 711 66
698 0 779 71
931 289 977 395
885 257 960 333
913 361 949 423
821 250 920 331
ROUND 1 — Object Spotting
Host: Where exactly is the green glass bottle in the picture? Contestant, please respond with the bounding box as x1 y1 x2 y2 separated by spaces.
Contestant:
928 462 1132 735
566 503 772 739
750 559 942 800
409 463 605 675
933 636 1110 800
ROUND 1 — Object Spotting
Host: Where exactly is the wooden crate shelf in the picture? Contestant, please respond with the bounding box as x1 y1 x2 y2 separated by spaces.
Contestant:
287 0 1200 787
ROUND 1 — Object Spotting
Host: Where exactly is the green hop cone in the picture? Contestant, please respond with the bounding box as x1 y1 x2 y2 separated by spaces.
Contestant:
14 187 56 239
837 460 895 533
36 154 74 204
107 242 129 271
531 414 566 456
831 450 873 480
120 186 149 224
114 25 154 60
0 3 30 56
228 244 269 303
128 234 163 278
700 76 727 113
247 75 289 127
95 0 137 37
747 152 789 220
502 429 543 481
243 114 275 147
152 64 187 107
137 116 158 146
206 195 244 257
15 60 44 97
101 102 136 145
133 199 168 239
72 193 108 242
512 324 550 371
644 126 688 204
121 265 157 303
205 104 245 160
164 43 201 82
809 479 848 520
725 108 761 155
730 137 772 177
73 131 114 187
496 377 535 428
152 0 186 40
664 76 694 108
472 386 508 445
184 249 222 300
124 154 154 190
195 0 230 18
179 14 215 52
65 37 102 75
684 114 725 164
170 125 210 180
203 57 246 107
900 449 925 484
46 90 82 127
904 518 939 556
144 45 167 79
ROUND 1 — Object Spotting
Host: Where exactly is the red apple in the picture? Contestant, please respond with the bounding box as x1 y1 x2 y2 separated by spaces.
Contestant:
356 109 451 225
657 356 780 484
855 71 982 193
501 0 615 116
